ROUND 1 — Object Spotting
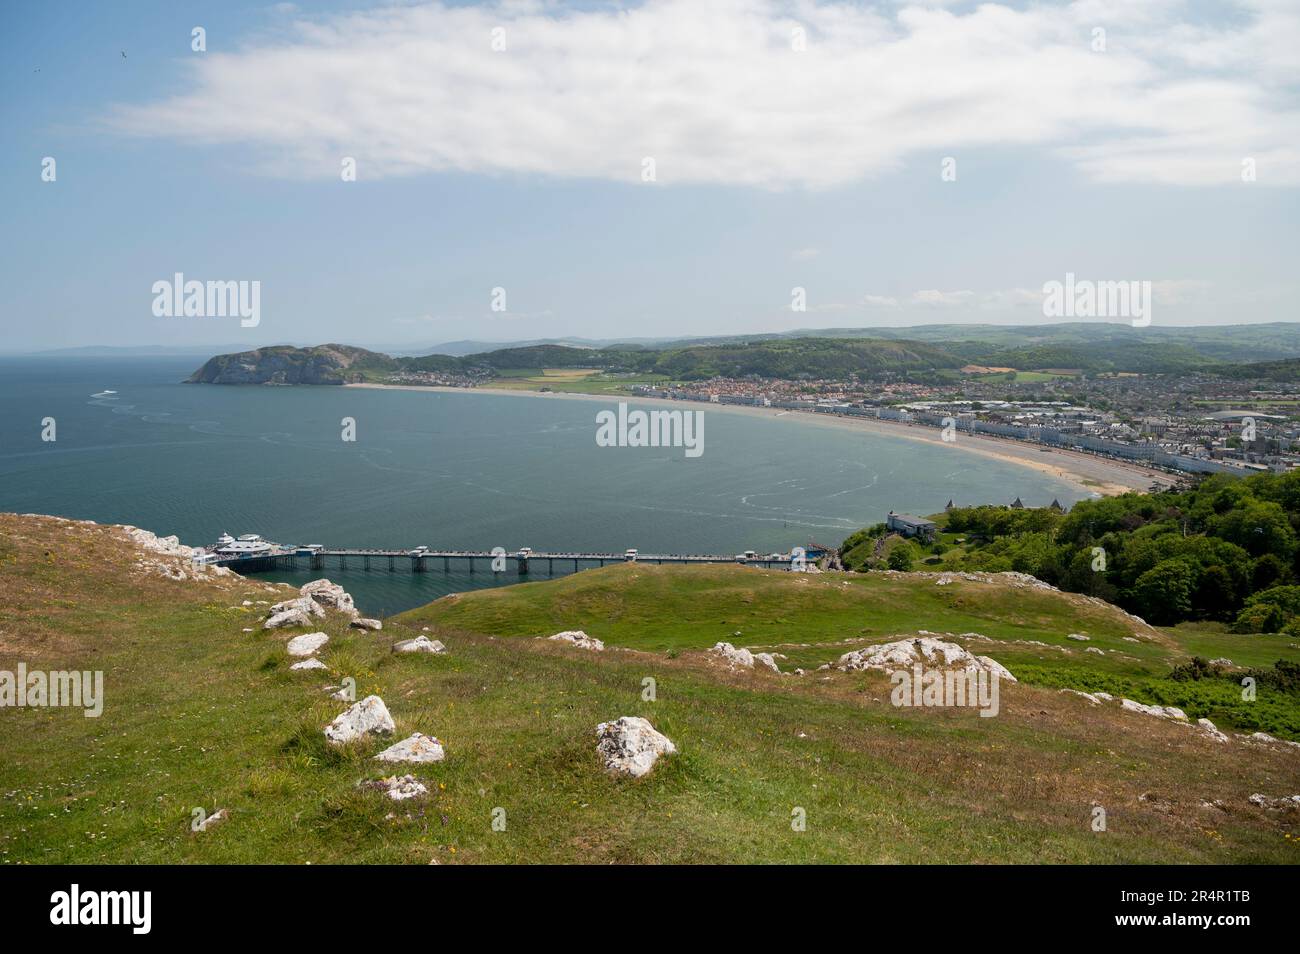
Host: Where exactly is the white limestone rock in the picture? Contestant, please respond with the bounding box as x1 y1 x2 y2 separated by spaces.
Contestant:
1059 688 1102 705
264 595 325 629
123 526 196 558
753 652 782 673
290 658 328 671
361 774 428 801
547 630 605 651
300 579 358 617
374 733 446 764
1197 718 1230 743
835 637 1016 682
1066 633 1090 641
1248 793 1300 810
711 641 754 668
595 716 676 778
1120 698 1188 721
393 636 446 654
350 617 383 631
286 631 329 657
324 695 395 744
270 595 325 618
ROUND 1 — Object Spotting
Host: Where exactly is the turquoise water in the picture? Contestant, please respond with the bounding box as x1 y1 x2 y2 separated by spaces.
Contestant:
0 356 1085 614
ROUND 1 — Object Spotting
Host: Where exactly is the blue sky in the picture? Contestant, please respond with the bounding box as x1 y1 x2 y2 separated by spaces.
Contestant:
2 0 1297 352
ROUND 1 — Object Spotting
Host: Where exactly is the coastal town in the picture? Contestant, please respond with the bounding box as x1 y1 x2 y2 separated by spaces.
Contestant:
629 364 1300 481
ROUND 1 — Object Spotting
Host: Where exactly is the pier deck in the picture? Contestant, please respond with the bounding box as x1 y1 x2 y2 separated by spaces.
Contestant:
208 547 805 574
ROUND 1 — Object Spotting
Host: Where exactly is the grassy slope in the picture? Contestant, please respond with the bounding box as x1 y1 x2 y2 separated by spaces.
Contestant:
402 563 1300 738
2 516 1299 864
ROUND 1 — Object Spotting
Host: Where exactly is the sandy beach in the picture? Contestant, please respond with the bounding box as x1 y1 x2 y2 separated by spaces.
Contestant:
346 382 1176 498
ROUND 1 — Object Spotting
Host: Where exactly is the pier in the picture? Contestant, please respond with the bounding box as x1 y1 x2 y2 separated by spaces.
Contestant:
205 546 808 575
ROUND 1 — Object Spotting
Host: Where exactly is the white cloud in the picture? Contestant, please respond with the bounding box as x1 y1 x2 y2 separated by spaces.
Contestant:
109 0 1300 188
911 289 976 306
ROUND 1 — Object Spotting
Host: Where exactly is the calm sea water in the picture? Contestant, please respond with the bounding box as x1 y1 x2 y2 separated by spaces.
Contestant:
0 356 1085 614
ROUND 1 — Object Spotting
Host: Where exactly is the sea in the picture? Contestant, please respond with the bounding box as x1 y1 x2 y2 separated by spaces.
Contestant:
0 356 1086 615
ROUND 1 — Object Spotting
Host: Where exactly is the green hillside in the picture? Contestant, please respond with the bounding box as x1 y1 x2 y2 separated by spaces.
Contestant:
5 514 1299 864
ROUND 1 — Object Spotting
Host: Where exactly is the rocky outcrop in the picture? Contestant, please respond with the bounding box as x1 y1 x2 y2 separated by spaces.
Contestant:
374 733 446 764
187 344 397 385
709 641 781 672
547 630 605 651
595 717 676 778
263 595 326 630
1248 793 1300 810
711 641 756 668
834 637 1016 682
300 579 357 616
393 636 446 654
1120 698 1188 721
1197 718 1230 743
122 526 196 559
324 695 395 744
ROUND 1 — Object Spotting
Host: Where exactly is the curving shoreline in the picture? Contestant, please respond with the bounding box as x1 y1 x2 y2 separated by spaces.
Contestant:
345 382 1176 498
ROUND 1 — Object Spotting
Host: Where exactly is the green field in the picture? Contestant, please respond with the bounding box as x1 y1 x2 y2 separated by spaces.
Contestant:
3 514 1299 864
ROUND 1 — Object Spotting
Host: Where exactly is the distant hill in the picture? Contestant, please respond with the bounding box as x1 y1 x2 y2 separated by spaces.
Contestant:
188 322 1300 385
190 337 967 384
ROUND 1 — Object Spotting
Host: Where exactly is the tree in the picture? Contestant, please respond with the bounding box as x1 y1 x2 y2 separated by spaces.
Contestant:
887 547 914 571
1129 559 1198 625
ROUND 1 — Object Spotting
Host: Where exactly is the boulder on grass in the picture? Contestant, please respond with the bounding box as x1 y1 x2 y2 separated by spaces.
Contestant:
374 733 446 764
595 716 676 778
324 695 395 744
393 636 446 654
286 632 329 657
350 617 383 631
548 630 605 651
290 658 328 671
1120 698 1188 721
